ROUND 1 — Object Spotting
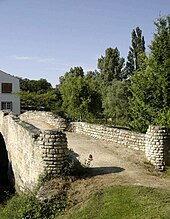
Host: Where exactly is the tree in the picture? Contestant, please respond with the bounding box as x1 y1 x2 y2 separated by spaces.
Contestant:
102 80 130 126
125 27 145 78
98 47 125 85
150 16 170 65
129 59 164 132
129 16 170 132
59 67 102 120
19 78 52 93
85 70 103 118
19 77 63 114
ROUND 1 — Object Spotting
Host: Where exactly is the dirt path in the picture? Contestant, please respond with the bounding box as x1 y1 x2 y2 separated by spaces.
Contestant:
21 118 170 210
66 132 170 188
21 118 170 191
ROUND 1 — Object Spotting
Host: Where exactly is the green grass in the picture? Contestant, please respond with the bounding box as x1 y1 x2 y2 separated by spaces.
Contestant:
0 192 67 219
165 166 170 179
59 186 170 219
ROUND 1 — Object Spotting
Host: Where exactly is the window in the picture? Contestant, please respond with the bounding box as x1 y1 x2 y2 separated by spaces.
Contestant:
1 102 12 111
1 83 12 93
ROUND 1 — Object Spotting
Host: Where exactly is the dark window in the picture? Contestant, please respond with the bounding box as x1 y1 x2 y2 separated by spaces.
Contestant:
2 83 12 93
1 102 12 111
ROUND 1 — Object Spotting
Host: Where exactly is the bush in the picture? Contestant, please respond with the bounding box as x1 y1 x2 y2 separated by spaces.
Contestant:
0 192 67 219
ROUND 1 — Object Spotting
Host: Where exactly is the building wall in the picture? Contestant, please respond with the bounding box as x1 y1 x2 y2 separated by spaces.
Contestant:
0 70 20 115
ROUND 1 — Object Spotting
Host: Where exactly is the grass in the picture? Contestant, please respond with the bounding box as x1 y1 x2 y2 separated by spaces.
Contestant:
58 186 170 219
0 191 67 219
165 166 170 179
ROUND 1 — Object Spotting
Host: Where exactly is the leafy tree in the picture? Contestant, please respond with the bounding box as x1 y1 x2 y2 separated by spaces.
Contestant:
98 47 125 84
150 16 170 65
19 77 63 115
19 78 52 93
59 67 102 120
102 80 130 126
129 59 163 132
85 70 103 118
125 27 145 78
20 88 63 115
129 15 170 132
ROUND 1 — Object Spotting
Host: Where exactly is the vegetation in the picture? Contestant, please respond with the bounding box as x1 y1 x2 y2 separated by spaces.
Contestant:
59 186 170 219
18 15 170 133
0 192 67 219
130 15 170 132
1 13 169 219
0 150 170 218
0 155 89 219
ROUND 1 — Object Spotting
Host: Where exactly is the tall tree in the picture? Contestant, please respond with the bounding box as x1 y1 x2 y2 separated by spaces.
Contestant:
125 27 145 78
129 16 170 132
150 16 170 65
98 47 125 85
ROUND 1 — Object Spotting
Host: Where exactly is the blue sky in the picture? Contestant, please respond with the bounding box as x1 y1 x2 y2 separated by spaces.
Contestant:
0 0 169 86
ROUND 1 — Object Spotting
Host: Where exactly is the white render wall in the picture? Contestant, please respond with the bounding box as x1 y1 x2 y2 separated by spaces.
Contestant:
0 70 20 115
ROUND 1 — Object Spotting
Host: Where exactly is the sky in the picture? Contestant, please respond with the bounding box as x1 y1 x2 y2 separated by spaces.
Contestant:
0 0 169 87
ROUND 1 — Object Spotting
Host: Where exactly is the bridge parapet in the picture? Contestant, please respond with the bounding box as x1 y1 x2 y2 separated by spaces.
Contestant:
20 111 67 131
0 111 68 192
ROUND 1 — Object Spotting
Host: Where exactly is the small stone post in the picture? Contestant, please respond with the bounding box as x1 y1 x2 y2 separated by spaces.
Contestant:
145 126 170 171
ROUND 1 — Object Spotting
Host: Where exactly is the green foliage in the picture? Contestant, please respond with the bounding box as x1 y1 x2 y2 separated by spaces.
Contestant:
150 15 170 65
19 77 63 115
98 47 125 84
18 15 170 133
102 80 130 126
59 67 102 121
61 186 170 219
129 15 170 132
20 87 63 115
19 78 52 93
129 60 161 132
154 108 170 128
125 27 146 78
0 192 67 219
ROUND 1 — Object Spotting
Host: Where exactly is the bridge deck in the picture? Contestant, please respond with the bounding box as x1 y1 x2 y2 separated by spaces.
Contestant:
21 118 55 130
21 118 170 189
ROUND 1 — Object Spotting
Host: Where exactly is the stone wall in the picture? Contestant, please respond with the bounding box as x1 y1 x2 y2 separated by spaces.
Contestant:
145 126 170 171
0 111 68 191
20 111 67 131
70 122 170 170
70 122 146 151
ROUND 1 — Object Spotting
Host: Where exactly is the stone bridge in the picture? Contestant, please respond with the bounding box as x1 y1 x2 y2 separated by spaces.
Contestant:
0 111 68 192
0 110 170 192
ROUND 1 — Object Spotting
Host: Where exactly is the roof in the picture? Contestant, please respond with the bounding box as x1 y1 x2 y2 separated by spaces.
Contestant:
0 70 19 81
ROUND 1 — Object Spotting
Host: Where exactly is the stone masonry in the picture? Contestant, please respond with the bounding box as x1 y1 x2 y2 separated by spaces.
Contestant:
145 126 170 171
20 111 67 131
1 109 169 193
69 122 170 170
20 112 170 170
0 111 68 192
70 122 146 151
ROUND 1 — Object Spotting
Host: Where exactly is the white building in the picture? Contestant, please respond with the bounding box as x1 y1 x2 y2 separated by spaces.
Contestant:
0 70 20 115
